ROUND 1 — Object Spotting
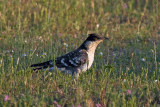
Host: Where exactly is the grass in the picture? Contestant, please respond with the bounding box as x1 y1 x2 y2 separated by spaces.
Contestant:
0 0 160 106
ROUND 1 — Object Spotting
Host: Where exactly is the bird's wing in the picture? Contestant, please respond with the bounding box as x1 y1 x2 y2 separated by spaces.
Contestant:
30 49 88 70
55 49 88 68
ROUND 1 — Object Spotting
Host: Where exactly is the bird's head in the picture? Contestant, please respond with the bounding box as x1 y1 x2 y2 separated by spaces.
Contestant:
79 33 108 51
86 33 108 43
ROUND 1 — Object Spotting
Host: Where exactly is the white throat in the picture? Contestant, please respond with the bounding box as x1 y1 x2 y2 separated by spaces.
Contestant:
85 41 101 69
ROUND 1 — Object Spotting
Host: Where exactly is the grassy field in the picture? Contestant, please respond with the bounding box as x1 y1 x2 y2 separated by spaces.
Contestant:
0 0 160 106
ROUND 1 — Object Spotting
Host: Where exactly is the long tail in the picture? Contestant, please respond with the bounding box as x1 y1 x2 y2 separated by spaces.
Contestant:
30 60 53 71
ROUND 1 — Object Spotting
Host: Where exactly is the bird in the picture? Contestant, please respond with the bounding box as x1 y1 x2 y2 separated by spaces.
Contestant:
30 33 108 78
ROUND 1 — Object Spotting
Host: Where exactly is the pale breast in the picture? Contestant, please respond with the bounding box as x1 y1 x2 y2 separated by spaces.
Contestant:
85 41 97 69
87 51 94 69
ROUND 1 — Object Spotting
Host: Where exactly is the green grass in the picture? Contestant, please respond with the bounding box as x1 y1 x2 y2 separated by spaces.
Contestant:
0 0 160 106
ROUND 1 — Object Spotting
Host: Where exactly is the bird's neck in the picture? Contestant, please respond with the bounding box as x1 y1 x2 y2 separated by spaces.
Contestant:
79 41 99 53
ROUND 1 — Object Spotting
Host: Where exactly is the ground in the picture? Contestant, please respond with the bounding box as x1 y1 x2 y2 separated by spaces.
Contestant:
0 0 160 106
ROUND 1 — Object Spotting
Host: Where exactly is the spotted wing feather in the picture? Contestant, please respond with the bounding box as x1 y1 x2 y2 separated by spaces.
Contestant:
55 49 88 68
30 49 88 70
